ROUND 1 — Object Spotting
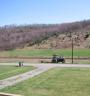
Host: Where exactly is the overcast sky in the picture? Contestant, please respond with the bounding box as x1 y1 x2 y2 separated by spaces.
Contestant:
0 0 90 26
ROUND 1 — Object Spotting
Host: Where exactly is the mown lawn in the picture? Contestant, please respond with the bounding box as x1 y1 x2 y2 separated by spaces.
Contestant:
0 65 34 80
0 48 90 57
1 68 90 96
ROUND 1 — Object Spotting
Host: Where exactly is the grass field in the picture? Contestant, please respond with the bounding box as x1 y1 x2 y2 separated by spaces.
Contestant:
0 65 34 80
1 68 90 96
0 48 90 57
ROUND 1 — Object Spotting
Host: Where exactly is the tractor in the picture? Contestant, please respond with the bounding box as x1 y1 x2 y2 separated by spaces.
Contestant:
51 55 65 63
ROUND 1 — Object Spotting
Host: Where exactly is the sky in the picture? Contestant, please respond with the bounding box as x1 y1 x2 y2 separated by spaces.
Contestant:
0 0 90 26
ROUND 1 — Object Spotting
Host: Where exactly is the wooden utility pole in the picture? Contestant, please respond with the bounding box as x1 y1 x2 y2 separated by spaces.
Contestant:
71 38 74 64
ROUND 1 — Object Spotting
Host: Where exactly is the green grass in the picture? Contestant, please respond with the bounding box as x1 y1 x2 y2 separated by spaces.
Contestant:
1 68 90 96
0 48 90 57
0 65 35 80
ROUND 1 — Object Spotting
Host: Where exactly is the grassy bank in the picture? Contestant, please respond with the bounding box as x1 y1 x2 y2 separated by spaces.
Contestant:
1 68 90 96
0 65 34 80
0 48 90 57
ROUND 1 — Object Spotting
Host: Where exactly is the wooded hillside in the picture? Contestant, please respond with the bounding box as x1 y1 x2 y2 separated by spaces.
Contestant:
0 20 90 50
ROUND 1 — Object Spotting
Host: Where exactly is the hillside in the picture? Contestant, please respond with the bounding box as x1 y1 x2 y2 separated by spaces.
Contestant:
0 20 90 50
30 34 90 49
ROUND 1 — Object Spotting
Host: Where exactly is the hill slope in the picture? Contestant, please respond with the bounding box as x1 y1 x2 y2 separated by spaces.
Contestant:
0 20 90 50
30 33 90 49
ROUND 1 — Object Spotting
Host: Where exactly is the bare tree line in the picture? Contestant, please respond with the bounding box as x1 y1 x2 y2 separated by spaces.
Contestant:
0 20 90 50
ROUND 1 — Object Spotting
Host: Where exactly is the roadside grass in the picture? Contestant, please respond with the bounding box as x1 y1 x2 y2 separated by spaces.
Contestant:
0 48 90 57
0 65 35 80
1 68 90 96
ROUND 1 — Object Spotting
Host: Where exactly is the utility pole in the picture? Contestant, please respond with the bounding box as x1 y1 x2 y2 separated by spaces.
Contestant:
70 30 74 64
71 38 74 64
